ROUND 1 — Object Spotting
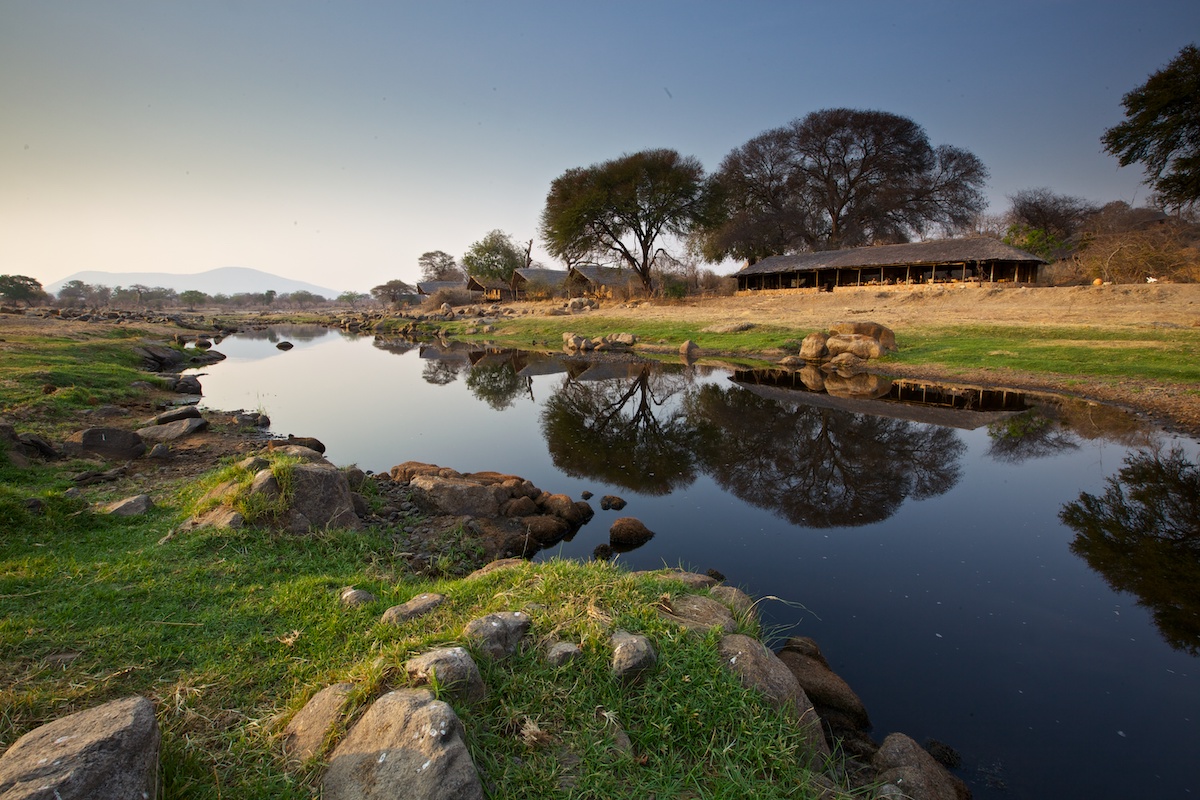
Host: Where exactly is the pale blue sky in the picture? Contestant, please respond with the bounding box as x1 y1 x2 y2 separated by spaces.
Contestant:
2 1 1196 293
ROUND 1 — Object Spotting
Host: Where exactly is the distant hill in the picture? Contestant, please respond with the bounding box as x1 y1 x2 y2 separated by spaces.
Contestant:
45 267 339 299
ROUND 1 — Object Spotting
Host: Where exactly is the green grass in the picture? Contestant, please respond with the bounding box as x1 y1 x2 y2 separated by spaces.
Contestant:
887 324 1200 384
439 313 814 358
0 330 174 430
0 323 836 796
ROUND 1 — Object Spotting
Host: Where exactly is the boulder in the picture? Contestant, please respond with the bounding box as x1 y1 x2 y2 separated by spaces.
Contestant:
718 634 828 758
462 611 531 660
545 641 582 667
0 696 159 800
276 341 294 350
609 517 654 549
289 464 362 530
799 331 830 360
136 416 208 443
405 647 487 705
777 637 871 731
381 593 446 625
828 321 897 354
821 352 869 374
132 343 185 371
611 630 656 684
322 689 483 800
410 474 505 517
599 495 627 511
147 405 201 425
339 587 376 607
709 585 757 621
174 374 203 394
826 333 885 360
283 682 354 766
657 594 737 634
680 340 700 360
538 493 583 525
72 427 146 461
101 494 154 517
872 733 970 800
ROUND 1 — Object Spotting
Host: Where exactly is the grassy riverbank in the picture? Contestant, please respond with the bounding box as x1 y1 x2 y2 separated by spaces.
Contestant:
0 317 833 798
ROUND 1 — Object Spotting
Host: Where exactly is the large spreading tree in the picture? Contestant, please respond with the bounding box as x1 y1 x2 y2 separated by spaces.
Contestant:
0 275 46 306
698 109 988 262
1102 44 1200 211
541 148 722 289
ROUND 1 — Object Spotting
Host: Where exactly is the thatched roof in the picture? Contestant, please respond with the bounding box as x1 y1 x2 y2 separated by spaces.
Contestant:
465 275 510 292
740 239 1045 276
512 268 568 286
568 265 636 285
416 280 466 295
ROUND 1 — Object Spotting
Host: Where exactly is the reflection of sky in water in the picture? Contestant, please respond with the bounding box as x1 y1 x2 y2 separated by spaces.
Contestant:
189 329 1200 799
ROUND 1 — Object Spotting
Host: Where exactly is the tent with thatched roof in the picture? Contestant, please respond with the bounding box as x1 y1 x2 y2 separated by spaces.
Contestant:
511 268 568 299
736 239 1045 291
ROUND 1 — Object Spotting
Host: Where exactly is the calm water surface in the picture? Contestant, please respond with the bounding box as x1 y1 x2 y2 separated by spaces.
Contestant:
189 326 1198 799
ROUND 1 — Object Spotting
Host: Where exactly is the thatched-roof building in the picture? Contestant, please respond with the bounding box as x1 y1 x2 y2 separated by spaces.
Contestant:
567 265 641 298
511 268 568 299
737 239 1045 292
465 275 515 301
416 280 468 296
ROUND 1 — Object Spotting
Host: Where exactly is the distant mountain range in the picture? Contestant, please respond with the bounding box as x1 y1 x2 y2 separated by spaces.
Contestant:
45 267 339 299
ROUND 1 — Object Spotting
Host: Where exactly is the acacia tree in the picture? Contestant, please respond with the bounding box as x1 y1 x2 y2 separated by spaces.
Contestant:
1102 44 1200 211
370 279 415 308
417 250 464 282
699 109 988 262
0 275 45 305
462 230 525 282
541 149 722 289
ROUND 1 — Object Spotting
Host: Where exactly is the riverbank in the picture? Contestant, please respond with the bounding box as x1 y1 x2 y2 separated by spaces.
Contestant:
1 313 953 798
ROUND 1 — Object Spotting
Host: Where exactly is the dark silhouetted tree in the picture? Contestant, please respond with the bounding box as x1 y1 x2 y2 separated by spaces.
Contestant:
541 149 722 289
1102 44 1200 211
1062 447 1200 654
699 109 988 262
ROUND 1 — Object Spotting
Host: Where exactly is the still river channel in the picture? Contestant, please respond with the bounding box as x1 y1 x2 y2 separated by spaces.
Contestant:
187 324 1198 799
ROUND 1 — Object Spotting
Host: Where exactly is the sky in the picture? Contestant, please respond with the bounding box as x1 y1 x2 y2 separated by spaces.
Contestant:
2 1 1197 295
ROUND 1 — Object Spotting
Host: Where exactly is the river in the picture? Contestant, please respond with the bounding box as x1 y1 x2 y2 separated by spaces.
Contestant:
187 325 1199 799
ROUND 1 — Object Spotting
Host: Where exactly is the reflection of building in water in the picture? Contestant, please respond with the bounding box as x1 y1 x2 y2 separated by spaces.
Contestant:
733 368 1028 431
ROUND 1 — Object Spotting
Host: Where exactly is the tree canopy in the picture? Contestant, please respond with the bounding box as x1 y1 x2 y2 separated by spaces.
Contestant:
462 230 525 282
1102 44 1200 211
0 275 46 305
418 250 464 282
371 279 415 307
1002 187 1098 258
699 109 989 262
541 148 722 289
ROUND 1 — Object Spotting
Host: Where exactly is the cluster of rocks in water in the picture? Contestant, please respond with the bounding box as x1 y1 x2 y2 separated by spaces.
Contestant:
0 561 970 800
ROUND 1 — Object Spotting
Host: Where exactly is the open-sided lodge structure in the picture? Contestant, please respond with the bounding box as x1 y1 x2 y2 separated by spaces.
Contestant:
511 268 568 299
736 239 1045 292
465 275 515 302
567 265 640 298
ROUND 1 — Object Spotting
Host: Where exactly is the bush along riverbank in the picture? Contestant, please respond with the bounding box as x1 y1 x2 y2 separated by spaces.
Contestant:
0 319 973 798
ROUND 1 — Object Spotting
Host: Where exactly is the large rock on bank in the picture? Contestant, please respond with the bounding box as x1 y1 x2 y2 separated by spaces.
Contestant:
322 689 483 800
0 696 160 800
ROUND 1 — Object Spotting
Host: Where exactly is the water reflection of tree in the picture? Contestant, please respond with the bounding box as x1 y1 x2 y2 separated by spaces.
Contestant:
423 360 464 386
986 411 1080 463
540 366 698 495
465 361 529 411
1061 447 1200 655
987 398 1154 463
684 384 965 527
